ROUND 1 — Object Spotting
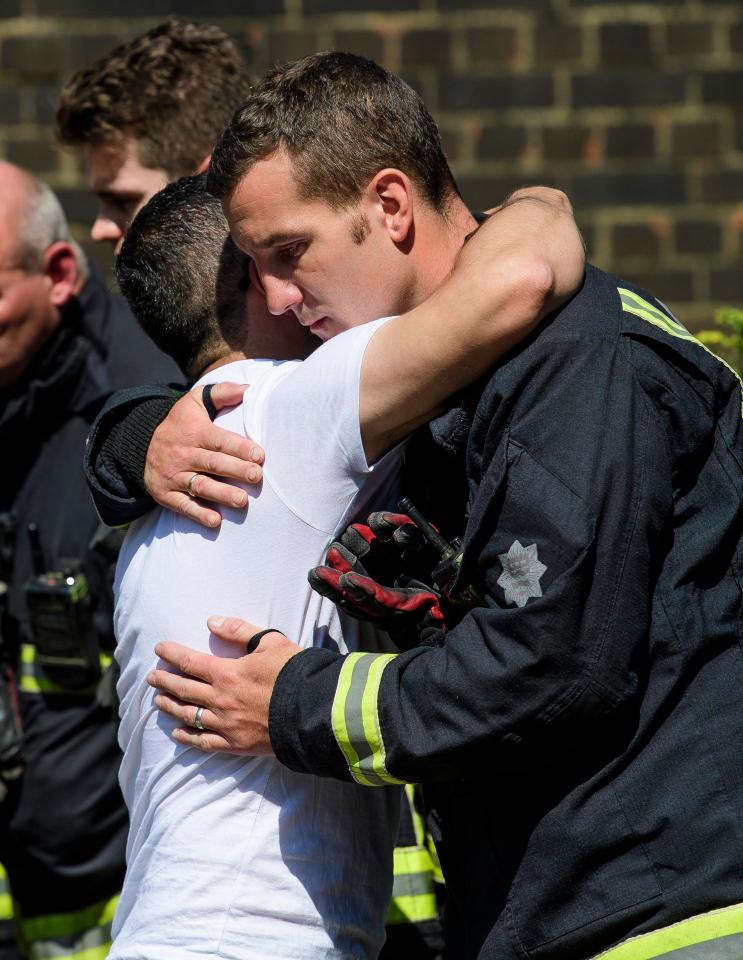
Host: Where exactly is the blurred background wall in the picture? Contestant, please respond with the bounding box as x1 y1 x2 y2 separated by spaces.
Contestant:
1 0 741 328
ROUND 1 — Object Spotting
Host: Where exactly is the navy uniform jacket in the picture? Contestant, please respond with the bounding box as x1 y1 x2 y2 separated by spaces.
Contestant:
0 266 179 917
270 265 743 959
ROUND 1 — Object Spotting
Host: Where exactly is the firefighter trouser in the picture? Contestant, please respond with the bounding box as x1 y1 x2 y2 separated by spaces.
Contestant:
0 647 127 959
381 784 444 960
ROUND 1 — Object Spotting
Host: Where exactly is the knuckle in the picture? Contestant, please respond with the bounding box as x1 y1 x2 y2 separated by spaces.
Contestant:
178 653 193 676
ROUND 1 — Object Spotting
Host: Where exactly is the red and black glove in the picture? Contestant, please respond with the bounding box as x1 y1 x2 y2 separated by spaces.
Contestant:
308 512 446 640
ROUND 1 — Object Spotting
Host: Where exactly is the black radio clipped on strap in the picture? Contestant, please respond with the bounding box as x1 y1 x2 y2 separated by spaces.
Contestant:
24 524 101 688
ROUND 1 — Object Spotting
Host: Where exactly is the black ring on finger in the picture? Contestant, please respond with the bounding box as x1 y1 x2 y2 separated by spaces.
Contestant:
246 627 285 655
202 383 218 422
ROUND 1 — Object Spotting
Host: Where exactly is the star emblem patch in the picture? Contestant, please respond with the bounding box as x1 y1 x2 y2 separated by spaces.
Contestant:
497 540 546 608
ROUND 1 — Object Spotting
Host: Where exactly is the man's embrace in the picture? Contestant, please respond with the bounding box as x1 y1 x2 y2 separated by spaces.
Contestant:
136 53 743 960
103 71 584 959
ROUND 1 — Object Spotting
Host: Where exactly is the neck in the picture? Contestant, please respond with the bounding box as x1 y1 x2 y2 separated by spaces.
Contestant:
406 196 478 308
196 350 246 380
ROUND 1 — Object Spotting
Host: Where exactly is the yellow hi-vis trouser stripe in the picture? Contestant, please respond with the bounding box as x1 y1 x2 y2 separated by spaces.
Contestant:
618 287 743 418
591 901 743 960
19 894 118 960
387 784 440 926
0 864 13 921
18 644 112 696
386 845 439 925
331 652 404 786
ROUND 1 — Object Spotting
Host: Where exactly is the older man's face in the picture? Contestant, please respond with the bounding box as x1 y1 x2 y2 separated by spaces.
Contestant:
0 249 58 391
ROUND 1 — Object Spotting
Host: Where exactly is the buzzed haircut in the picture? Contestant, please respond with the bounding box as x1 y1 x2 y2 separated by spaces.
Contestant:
57 20 252 179
207 51 460 212
116 174 243 382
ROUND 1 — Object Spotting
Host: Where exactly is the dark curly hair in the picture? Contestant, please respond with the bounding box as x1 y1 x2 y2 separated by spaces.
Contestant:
57 20 252 178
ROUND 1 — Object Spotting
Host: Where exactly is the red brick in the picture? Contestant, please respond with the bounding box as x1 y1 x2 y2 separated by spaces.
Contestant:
401 30 451 69
599 23 654 66
465 27 518 67
666 22 714 56
477 124 528 161
611 223 661 259
671 122 721 159
534 24 583 63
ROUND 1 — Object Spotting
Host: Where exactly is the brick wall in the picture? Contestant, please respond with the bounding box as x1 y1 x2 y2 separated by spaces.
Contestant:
1 0 742 327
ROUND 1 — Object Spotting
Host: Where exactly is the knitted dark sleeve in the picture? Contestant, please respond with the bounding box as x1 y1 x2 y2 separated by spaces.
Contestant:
98 396 177 496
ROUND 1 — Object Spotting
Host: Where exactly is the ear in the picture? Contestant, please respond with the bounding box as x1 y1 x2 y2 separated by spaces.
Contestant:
43 242 80 309
367 169 414 245
196 154 211 174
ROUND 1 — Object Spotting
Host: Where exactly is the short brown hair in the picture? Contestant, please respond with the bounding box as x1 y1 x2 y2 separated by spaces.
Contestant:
207 51 460 211
57 20 252 179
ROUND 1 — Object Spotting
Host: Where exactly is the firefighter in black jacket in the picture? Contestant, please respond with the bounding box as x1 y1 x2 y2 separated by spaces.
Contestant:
0 162 178 959
78 53 742 960
150 264 743 960
82 263 743 959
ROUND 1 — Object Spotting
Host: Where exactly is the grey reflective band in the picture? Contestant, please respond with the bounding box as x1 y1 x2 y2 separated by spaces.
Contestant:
330 652 405 787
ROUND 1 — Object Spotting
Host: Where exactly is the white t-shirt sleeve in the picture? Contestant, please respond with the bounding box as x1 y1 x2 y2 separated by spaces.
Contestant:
244 316 398 535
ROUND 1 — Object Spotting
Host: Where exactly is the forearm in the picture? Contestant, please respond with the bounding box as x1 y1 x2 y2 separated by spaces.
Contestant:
361 189 585 459
85 386 181 525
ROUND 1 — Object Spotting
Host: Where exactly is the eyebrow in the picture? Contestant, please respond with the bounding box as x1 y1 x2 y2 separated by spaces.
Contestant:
249 231 305 250
94 189 142 201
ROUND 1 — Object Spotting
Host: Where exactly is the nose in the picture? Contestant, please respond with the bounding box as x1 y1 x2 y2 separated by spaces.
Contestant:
261 273 303 316
90 213 123 249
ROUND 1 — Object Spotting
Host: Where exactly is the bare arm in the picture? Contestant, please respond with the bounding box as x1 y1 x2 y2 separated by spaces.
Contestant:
360 188 584 462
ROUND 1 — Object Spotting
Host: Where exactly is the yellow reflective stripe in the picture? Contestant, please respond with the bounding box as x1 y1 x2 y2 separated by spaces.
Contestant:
619 288 689 335
331 652 404 787
360 654 401 785
0 864 14 921
19 645 111 696
393 844 436 878
386 892 439 926
20 895 118 943
619 287 743 417
388 845 438 925
405 783 426 848
331 653 364 775
591 901 743 960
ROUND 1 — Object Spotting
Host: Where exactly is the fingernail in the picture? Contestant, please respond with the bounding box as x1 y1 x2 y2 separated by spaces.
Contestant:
147 671 156 685
248 467 260 483
233 492 247 507
208 514 220 528
250 447 261 461
209 616 225 629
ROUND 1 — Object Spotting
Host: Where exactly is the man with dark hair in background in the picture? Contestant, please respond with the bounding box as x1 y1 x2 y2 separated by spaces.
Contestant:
57 19 252 252
0 161 178 960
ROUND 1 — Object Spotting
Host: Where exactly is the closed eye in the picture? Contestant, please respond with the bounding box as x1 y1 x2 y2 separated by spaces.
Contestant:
278 241 307 262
